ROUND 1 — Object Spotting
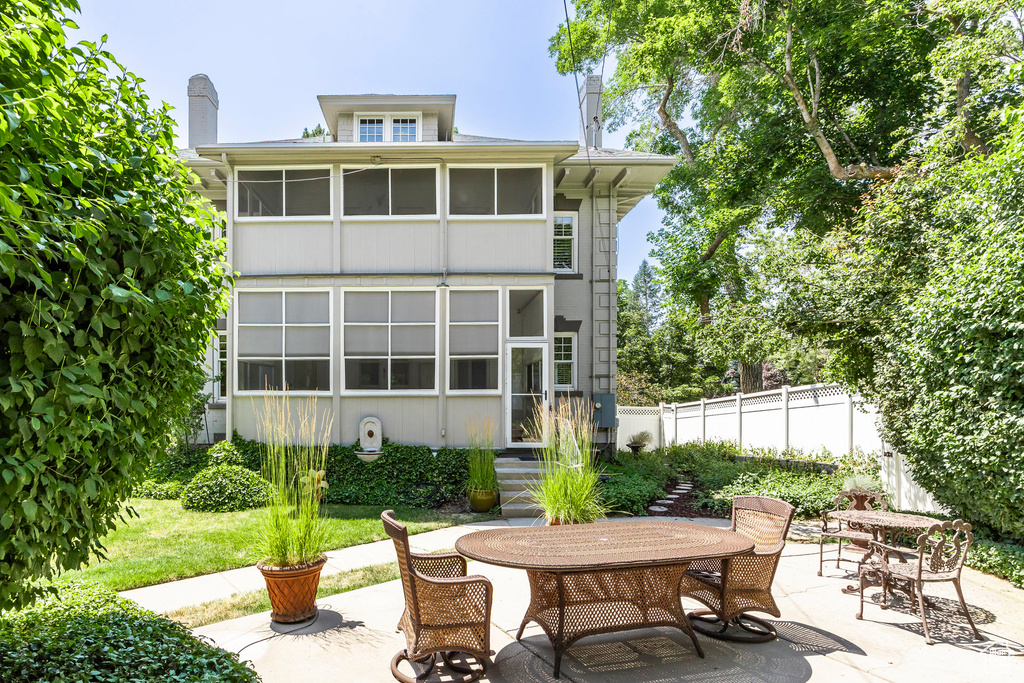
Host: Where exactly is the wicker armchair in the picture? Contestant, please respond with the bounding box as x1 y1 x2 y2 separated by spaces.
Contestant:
818 488 889 576
857 519 982 645
381 510 493 683
680 495 795 642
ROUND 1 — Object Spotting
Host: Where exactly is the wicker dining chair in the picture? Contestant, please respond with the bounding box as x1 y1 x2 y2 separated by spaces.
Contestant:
856 519 982 645
381 510 493 683
680 495 796 642
818 488 889 576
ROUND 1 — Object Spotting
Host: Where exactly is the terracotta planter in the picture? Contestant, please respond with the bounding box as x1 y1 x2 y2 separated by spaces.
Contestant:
468 488 497 513
257 555 327 623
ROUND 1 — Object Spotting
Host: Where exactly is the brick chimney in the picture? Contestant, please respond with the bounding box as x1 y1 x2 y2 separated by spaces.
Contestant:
187 74 219 148
579 74 602 149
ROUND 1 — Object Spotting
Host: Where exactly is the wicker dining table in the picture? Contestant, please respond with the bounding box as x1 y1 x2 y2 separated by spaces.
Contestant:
455 520 754 678
827 509 938 594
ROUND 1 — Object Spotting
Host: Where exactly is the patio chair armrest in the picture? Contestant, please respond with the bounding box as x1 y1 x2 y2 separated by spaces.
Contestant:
414 574 493 624
410 551 468 579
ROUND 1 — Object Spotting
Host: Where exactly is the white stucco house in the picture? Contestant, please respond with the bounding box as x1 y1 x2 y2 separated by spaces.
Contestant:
181 73 676 451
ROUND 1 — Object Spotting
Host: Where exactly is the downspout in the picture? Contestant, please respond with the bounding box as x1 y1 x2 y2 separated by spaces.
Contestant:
222 152 234 440
438 162 448 447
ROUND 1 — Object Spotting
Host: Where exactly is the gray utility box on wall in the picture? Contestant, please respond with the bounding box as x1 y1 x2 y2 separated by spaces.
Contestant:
592 393 616 429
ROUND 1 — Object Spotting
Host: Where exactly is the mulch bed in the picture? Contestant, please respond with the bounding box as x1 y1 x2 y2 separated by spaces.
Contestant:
645 477 729 519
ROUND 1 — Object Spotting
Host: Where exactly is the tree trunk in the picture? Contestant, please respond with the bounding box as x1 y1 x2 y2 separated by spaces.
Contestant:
739 362 764 394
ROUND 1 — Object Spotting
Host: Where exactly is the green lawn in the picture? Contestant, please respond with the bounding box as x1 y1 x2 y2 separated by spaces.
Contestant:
57 499 486 591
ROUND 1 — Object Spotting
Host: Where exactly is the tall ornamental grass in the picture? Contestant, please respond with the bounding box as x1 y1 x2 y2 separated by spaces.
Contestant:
257 393 333 567
465 416 498 492
528 399 607 524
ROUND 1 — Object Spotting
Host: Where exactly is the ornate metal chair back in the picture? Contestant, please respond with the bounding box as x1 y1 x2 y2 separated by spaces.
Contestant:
918 520 973 577
835 488 888 512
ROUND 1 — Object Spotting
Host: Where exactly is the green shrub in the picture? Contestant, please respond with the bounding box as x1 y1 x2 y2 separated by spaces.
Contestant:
207 440 247 468
965 539 1024 590
180 465 270 513
602 471 665 516
0 0 231 609
231 431 267 471
316 441 469 505
133 480 184 500
698 466 843 518
0 581 257 682
146 445 211 485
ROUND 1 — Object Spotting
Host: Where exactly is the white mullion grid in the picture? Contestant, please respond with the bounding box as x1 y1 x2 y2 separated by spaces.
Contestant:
235 290 284 395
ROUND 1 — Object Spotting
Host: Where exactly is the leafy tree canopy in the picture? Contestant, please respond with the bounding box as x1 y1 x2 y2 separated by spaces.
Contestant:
0 0 231 608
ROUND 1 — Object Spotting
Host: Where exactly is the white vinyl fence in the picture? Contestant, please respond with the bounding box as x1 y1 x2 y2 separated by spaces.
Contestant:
617 383 941 512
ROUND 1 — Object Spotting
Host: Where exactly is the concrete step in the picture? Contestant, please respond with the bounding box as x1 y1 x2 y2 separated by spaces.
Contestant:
498 478 538 493
499 501 542 518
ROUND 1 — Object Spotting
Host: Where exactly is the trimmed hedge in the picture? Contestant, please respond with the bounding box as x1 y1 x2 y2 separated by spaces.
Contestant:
180 465 270 513
206 440 247 468
967 539 1024 590
228 435 470 506
0 581 258 682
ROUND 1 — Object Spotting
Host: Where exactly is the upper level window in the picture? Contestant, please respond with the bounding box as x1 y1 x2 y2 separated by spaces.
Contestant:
553 212 577 272
359 117 384 142
393 118 417 142
355 114 420 142
449 167 543 216
343 167 437 216
237 169 330 218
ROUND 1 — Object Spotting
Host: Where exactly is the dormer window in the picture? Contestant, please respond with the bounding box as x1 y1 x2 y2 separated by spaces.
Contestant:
355 114 420 142
359 117 384 142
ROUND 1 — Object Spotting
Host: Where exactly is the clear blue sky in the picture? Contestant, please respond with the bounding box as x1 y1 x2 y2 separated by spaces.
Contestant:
70 0 664 282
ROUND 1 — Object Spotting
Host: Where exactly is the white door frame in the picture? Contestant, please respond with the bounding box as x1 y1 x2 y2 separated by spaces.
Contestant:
504 342 548 448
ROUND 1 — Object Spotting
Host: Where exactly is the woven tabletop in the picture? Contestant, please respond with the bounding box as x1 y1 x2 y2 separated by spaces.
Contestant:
455 521 753 571
828 509 938 529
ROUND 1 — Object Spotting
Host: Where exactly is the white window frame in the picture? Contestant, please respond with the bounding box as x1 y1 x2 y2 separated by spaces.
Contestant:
553 210 578 273
446 286 503 396
234 165 334 222
214 331 228 402
340 164 441 221
505 286 548 341
353 113 422 142
341 287 440 396
553 333 577 391
446 164 548 220
233 288 333 397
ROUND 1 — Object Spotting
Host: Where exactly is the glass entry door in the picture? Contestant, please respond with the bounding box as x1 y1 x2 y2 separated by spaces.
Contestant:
505 343 548 448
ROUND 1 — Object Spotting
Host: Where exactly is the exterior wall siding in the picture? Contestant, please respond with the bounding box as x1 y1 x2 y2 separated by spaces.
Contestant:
447 219 549 272
234 222 335 274
336 115 353 142
422 113 439 141
340 221 441 272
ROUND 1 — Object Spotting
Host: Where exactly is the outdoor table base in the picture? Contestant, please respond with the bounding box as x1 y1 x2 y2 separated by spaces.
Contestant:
515 564 704 678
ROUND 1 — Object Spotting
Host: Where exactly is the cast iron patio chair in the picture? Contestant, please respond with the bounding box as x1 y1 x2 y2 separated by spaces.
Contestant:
680 495 796 642
856 519 982 645
381 510 493 682
818 488 889 576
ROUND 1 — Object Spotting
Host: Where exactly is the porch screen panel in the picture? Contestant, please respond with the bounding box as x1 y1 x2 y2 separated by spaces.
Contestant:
237 290 330 392
344 290 436 392
449 290 499 391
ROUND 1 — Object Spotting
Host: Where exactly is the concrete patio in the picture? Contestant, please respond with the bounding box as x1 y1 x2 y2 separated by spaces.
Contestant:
194 518 1024 682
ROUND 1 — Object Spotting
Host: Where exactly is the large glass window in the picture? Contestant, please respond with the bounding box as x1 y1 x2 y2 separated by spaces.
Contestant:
553 212 576 272
508 289 544 337
449 168 543 216
236 290 331 392
392 118 417 142
344 291 436 391
448 290 500 391
237 169 330 218
343 168 436 216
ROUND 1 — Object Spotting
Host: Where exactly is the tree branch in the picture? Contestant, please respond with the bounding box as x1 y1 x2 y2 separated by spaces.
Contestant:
657 73 696 164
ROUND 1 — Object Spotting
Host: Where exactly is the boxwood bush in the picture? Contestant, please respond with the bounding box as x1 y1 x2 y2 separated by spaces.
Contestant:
207 440 247 468
0 581 257 682
180 464 270 512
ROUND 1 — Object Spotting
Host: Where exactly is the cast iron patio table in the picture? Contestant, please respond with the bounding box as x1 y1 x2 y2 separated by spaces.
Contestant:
455 520 754 678
827 509 938 595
